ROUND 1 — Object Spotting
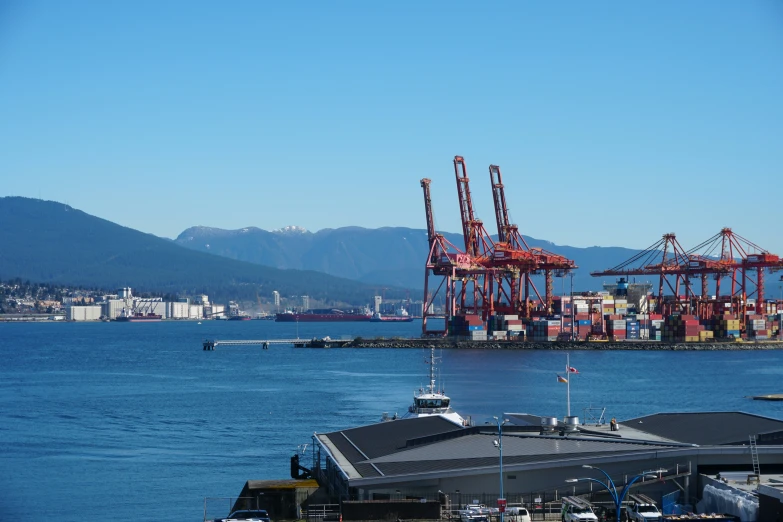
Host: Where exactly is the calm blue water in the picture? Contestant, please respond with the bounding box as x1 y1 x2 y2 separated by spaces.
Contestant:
1 320 782 522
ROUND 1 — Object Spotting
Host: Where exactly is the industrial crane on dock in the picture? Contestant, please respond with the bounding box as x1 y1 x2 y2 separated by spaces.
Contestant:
590 233 695 315
420 178 496 336
684 228 783 315
591 228 783 319
488 163 576 316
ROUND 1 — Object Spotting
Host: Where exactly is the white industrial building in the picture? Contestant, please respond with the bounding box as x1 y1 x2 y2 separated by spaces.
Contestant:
167 301 190 319
189 304 204 319
67 305 102 321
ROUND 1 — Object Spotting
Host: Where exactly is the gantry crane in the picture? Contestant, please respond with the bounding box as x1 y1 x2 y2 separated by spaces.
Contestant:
685 228 783 314
420 178 497 336
591 228 783 319
488 163 576 315
590 233 700 315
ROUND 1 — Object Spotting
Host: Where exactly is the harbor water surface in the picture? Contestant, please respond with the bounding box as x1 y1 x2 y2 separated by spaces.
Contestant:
2 320 783 522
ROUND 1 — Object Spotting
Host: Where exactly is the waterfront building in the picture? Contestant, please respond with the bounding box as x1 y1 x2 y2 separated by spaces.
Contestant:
297 411 783 517
66 305 102 321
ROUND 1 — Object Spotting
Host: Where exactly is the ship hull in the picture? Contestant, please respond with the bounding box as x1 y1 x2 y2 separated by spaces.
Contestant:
115 315 162 322
275 313 371 322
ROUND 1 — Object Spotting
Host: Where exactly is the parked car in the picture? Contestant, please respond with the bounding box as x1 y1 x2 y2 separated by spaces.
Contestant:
505 506 532 522
217 509 272 522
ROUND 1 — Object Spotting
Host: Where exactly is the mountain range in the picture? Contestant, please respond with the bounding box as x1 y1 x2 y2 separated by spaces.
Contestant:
0 197 401 306
0 196 645 305
173 225 643 293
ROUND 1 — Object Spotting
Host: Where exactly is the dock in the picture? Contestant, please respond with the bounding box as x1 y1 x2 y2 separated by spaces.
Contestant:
202 338 307 350
751 394 783 401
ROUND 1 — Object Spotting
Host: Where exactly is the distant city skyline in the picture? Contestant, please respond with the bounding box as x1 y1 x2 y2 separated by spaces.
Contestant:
1 1 781 254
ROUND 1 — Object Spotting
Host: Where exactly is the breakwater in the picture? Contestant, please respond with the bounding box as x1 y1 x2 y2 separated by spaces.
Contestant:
308 338 783 350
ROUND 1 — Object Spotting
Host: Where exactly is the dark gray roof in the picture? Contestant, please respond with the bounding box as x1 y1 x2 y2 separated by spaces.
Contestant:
622 412 783 446
506 413 547 427
325 416 464 462
321 416 680 480
366 433 676 477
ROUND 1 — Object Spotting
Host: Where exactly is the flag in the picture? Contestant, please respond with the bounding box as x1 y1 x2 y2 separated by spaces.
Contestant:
557 375 568 383
568 366 579 374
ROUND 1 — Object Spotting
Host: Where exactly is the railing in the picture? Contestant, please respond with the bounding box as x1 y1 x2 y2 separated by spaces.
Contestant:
305 503 341 522
203 496 264 522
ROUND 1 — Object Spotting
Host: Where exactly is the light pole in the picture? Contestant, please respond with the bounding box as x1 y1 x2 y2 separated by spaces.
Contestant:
489 416 510 522
565 465 665 522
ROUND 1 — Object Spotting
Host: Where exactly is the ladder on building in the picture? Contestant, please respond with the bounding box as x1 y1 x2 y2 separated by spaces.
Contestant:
749 435 761 477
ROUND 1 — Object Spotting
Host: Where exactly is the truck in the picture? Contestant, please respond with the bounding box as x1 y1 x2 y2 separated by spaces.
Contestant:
626 494 661 522
561 496 599 522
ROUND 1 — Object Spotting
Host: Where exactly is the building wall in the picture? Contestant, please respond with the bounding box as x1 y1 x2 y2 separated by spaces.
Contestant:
103 299 126 319
355 455 691 507
167 302 189 319
189 304 204 319
67 305 102 321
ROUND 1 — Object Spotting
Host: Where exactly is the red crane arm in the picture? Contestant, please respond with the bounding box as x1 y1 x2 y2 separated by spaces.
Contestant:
489 164 510 244
453 156 481 257
420 178 437 248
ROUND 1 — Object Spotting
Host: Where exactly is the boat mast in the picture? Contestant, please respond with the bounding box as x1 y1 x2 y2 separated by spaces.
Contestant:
566 353 571 417
428 346 437 394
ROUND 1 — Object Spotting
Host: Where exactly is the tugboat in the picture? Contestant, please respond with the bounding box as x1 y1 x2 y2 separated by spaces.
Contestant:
381 346 471 426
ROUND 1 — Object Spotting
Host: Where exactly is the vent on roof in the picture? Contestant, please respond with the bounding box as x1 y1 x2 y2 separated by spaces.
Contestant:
563 416 580 432
540 417 558 434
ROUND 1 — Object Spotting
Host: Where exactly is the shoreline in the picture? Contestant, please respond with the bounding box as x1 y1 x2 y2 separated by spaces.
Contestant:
308 338 783 350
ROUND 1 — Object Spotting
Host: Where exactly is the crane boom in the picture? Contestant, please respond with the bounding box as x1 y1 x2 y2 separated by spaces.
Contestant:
420 178 437 248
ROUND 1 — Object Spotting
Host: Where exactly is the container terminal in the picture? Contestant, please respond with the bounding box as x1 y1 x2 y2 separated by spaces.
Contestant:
416 156 783 345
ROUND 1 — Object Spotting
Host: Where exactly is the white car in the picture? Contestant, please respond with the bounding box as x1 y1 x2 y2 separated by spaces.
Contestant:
627 502 661 522
489 506 531 522
217 509 272 522
561 500 598 522
460 504 490 522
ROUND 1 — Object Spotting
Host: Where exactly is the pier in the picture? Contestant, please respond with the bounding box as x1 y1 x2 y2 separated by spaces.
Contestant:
202 338 306 350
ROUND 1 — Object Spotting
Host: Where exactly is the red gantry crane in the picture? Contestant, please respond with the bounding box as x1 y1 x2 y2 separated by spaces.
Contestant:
488 163 576 316
420 177 496 336
591 228 783 318
685 228 783 315
590 233 695 315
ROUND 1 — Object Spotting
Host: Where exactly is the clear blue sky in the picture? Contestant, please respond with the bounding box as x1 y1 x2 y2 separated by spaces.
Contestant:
1 1 781 254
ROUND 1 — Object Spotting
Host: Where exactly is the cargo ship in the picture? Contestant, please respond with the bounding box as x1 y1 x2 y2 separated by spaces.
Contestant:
275 308 372 322
115 313 162 322
227 314 252 321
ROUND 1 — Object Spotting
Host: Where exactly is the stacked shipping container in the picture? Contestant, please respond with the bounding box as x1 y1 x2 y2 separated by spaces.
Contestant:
662 314 705 342
527 320 561 341
449 314 486 341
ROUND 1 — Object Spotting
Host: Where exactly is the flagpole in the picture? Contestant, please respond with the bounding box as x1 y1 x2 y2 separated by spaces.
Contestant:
566 353 571 417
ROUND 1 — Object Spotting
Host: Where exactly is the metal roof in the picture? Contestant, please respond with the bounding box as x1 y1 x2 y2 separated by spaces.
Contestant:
318 416 681 481
621 411 783 446
323 416 464 462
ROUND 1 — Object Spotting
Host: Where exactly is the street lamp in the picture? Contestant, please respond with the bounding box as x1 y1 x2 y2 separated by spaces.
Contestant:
565 465 666 522
488 416 510 522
